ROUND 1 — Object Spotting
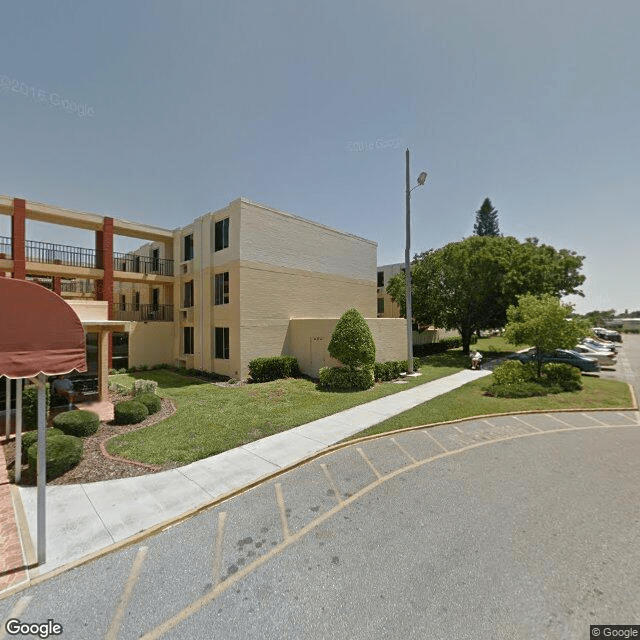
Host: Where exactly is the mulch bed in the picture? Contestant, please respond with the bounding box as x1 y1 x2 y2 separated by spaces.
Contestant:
1 391 177 486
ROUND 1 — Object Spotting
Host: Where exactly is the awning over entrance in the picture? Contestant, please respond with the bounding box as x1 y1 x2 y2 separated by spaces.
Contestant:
0 278 87 378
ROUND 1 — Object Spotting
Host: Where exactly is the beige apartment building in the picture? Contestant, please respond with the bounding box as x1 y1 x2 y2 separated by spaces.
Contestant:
1 196 406 381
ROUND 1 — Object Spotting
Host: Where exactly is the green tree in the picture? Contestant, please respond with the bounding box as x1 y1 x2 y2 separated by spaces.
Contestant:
386 236 585 355
503 294 589 376
473 197 501 236
328 308 376 370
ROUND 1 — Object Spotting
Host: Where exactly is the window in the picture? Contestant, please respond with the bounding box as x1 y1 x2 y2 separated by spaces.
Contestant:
183 280 194 307
120 294 126 309
377 271 384 288
134 291 140 311
152 288 159 310
214 218 229 251
134 255 141 273
377 297 385 315
151 248 159 272
183 234 194 261
183 327 194 355
215 327 229 359
214 272 229 305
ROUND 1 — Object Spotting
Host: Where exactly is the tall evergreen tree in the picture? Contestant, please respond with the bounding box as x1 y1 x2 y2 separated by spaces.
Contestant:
473 198 501 236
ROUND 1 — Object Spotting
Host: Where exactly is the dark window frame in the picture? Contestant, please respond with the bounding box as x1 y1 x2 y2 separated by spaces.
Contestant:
184 234 194 261
183 326 194 355
214 326 229 359
184 280 194 308
377 271 384 288
214 218 229 252
214 272 229 305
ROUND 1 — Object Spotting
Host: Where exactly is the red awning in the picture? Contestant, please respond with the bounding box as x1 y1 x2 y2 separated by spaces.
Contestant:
0 278 87 378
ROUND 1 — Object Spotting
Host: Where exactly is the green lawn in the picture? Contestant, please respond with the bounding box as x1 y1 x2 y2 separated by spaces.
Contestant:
106 358 467 465
347 376 634 440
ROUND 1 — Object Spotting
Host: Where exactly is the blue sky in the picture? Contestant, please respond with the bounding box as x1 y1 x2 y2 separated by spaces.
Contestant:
1 0 638 314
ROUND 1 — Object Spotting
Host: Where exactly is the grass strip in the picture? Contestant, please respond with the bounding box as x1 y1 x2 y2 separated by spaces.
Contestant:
347 376 634 440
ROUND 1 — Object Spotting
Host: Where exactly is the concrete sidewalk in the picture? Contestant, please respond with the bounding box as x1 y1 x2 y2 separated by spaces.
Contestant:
13 368 490 578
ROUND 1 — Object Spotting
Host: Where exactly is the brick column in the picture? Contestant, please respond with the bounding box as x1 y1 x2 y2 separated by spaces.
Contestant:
12 198 26 279
95 218 114 367
53 276 62 296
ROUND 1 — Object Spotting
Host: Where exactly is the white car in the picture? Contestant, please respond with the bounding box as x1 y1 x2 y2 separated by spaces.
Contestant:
573 344 617 366
581 337 617 353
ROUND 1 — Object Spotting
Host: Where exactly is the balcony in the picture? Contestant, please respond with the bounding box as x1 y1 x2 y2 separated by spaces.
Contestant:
113 252 174 276
112 303 174 322
1 237 175 278
60 279 95 294
26 239 99 268
0 236 11 258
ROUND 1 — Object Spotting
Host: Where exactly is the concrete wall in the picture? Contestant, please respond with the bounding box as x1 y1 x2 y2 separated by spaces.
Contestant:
67 300 109 322
128 322 175 367
287 317 407 377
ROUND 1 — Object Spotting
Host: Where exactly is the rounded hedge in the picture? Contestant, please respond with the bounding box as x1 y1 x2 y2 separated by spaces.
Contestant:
27 434 83 480
135 393 161 415
114 400 149 425
53 410 100 437
328 308 376 369
21 427 64 458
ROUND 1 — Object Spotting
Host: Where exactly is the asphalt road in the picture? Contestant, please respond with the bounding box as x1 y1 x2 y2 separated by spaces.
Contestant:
1 406 639 639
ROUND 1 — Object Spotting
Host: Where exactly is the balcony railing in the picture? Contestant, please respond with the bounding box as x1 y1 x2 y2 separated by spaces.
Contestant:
0 236 12 258
26 239 99 268
112 303 174 322
113 252 174 276
60 279 95 294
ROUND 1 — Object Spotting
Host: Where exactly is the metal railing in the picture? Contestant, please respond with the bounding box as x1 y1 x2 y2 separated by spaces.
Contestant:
25 239 99 268
0 236 11 258
60 279 95 294
113 252 174 276
112 303 173 322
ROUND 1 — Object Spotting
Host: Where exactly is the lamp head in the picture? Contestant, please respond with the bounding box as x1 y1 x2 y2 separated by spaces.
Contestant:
417 171 428 186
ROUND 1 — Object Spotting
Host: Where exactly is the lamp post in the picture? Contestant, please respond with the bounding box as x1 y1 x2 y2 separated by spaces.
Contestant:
405 148 427 375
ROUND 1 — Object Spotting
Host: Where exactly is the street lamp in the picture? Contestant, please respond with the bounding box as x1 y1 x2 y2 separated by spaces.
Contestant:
405 149 427 375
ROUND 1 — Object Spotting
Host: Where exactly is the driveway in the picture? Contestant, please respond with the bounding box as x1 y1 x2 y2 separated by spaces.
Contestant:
2 409 638 639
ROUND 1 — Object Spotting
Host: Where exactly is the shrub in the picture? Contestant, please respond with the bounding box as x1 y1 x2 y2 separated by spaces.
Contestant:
22 384 51 429
53 410 100 437
135 392 161 415
328 309 376 369
542 362 582 391
412 336 472 357
492 360 536 386
484 381 558 398
249 356 300 383
27 434 83 480
132 379 158 396
20 427 65 458
114 400 149 425
318 366 374 391
373 358 420 381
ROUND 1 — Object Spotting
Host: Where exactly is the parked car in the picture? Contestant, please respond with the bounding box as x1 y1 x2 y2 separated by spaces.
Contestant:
507 348 600 372
573 344 617 366
581 337 617 353
593 327 622 342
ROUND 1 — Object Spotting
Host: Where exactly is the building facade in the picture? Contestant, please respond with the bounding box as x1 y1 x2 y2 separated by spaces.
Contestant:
1 196 406 379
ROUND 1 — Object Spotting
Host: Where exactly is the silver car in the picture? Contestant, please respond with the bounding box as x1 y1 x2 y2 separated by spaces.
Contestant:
573 344 617 367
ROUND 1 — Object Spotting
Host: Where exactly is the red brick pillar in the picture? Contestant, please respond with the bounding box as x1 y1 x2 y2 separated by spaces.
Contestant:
53 276 62 296
95 217 114 367
12 198 26 280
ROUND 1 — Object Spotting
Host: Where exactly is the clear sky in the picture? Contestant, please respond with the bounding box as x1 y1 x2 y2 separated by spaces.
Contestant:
1 0 638 314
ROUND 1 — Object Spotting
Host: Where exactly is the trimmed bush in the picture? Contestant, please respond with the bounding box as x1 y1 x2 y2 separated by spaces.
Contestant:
492 360 537 386
373 358 420 381
249 356 300 383
27 434 83 480
484 381 560 398
136 392 161 415
318 366 374 391
22 384 51 429
133 379 159 396
114 400 149 425
20 427 64 458
53 410 100 437
413 336 474 357
542 362 582 391
328 309 376 369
